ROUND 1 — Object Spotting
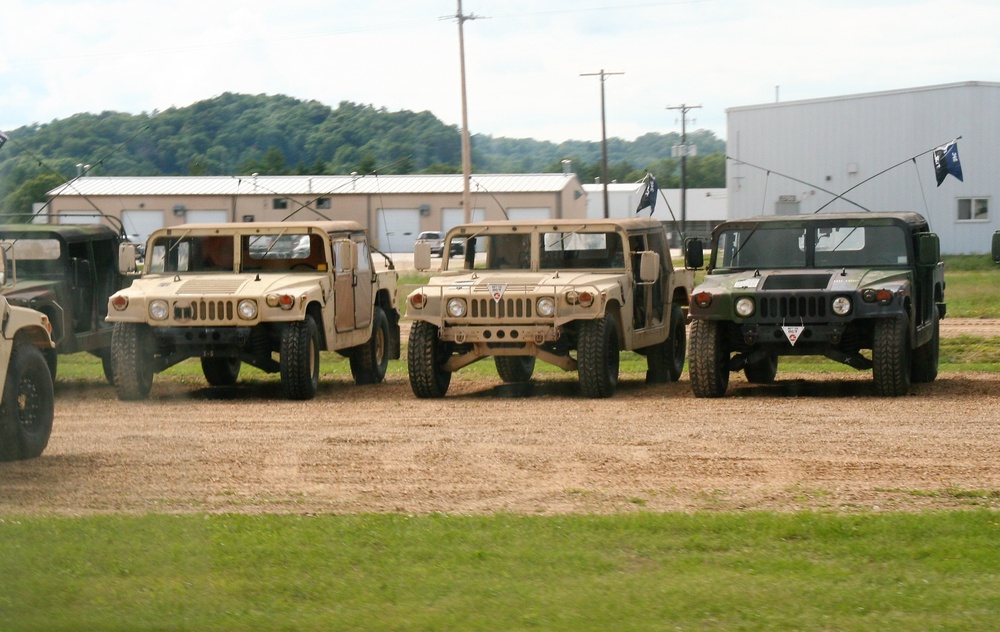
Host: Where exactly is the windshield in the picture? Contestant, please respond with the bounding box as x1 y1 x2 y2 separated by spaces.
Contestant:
146 233 326 273
446 230 626 271
713 223 910 270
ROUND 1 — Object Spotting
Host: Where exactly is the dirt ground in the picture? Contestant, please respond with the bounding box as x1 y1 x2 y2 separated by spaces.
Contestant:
1 318 998 516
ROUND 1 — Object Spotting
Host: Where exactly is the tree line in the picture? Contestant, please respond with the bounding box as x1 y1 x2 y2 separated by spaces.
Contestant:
0 92 726 219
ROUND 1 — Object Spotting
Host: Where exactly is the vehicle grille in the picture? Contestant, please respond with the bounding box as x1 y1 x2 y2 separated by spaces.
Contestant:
758 295 827 319
471 297 533 319
173 299 236 322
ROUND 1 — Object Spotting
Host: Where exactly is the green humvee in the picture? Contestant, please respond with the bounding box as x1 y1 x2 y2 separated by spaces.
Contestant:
684 212 945 397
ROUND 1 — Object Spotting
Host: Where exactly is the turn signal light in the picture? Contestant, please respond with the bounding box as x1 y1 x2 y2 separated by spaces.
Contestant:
111 295 129 311
694 291 713 308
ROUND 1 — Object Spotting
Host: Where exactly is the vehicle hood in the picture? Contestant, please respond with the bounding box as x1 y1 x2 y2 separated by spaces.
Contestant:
118 273 326 298
694 267 913 294
419 270 624 294
0 280 59 305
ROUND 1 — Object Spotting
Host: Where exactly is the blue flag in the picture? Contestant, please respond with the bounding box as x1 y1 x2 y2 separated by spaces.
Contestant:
933 141 963 186
635 175 658 214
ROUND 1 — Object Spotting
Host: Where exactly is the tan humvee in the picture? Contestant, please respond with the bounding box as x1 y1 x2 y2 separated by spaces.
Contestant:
107 221 400 400
0 252 56 460
406 218 692 398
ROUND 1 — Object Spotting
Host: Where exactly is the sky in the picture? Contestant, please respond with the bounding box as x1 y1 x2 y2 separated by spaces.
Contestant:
2 0 999 144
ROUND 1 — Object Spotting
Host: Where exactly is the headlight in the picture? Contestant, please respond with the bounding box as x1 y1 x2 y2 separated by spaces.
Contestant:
831 296 852 316
238 299 258 320
734 297 755 317
148 299 169 321
536 297 556 317
446 298 467 318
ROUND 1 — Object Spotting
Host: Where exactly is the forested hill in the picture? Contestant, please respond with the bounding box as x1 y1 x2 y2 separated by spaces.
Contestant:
0 92 725 215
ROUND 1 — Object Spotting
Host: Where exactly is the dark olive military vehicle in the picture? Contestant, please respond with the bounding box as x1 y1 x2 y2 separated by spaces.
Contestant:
0 224 130 381
684 212 945 397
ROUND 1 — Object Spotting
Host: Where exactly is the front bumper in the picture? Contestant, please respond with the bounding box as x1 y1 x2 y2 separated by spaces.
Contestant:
438 323 559 345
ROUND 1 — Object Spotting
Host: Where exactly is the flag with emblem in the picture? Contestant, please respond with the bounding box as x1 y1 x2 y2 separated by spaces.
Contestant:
933 141 963 186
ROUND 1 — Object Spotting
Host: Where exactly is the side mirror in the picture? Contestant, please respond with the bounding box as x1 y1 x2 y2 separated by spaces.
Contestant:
0 244 7 286
917 233 940 267
638 251 660 283
993 231 1000 264
684 238 705 269
335 240 358 271
118 242 138 274
414 242 432 272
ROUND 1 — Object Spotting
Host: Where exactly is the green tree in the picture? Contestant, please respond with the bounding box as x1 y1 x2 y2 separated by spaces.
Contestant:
1 172 64 222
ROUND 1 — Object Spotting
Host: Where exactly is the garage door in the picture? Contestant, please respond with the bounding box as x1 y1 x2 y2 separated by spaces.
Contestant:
442 207 486 234
184 210 229 224
506 207 551 221
376 209 421 253
121 210 165 246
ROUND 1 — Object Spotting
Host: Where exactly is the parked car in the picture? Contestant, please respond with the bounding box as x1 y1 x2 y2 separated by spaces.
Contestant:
0 224 132 381
415 231 446 257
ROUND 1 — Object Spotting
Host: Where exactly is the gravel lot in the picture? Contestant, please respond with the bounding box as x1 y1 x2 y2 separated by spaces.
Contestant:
1 319 998 516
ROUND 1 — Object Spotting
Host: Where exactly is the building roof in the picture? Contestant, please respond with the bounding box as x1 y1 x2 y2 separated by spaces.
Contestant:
727 80 1000 114
47 174 581 198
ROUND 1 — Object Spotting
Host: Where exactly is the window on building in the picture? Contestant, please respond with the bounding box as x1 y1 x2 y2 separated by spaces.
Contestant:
273 198 288 210
317 197 331 209
957 197 989 222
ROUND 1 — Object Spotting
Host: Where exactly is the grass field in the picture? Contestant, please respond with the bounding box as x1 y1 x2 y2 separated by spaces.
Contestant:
2 256 999 630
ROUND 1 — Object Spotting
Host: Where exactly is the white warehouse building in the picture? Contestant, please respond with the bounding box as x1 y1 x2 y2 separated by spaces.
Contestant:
726 81 1000 254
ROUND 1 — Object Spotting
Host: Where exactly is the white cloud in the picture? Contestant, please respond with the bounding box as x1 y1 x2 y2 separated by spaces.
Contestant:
2 0 999 142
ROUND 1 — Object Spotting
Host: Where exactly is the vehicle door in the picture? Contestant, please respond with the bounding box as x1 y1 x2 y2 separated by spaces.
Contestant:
333 238 357 333
630 231 666 331
352 237 374 329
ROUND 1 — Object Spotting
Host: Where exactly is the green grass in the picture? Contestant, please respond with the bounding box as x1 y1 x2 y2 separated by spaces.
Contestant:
22 256 1000 630
2 511 999 630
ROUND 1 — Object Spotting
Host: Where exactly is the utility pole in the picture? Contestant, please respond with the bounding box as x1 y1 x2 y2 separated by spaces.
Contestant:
667 103 701 236
581 69 623 218
454 0 482 224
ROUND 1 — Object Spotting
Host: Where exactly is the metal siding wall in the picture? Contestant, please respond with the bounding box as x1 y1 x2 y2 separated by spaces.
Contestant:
727 83 1000 253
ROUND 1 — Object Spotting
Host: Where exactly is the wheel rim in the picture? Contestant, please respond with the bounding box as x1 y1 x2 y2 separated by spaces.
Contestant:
375 326 386 366
16 378 42 431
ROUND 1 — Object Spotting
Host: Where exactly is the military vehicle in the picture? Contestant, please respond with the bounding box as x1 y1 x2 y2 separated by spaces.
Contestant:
0 224 129 381
406 218 692 398
107 221 400 400
0 252 56 461
684 212 945 397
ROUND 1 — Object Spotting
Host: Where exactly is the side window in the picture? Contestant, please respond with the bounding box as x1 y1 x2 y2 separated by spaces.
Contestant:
356 239 371 272
957 197 989 222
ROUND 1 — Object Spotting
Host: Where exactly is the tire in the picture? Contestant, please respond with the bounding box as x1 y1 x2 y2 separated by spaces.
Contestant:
350 307 390 385
689 319 730 398
744 354 779 384
99 349 115 385
0 342 55 461
280 315 320 400
201 356 242 387
872 317 912 396
111 322 155 401
42 347 58 383
496 356 536 383
407 320 453 398
910 311 940 384
578 313 620 398
646 304 686 384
